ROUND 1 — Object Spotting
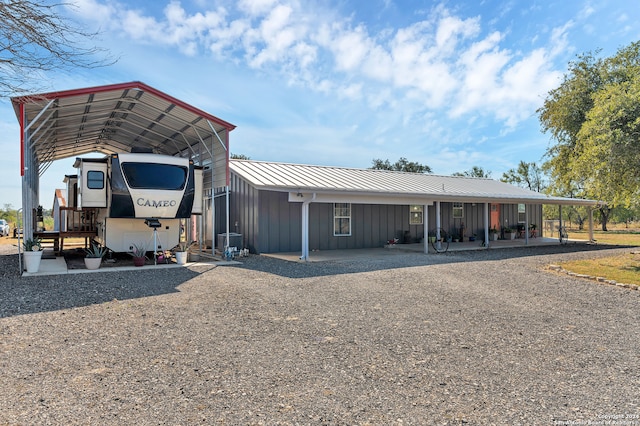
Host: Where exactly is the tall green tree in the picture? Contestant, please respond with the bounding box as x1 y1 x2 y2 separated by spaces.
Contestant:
452 166 491 178
370 157 432 173
538 41 640 230
501 161 545 192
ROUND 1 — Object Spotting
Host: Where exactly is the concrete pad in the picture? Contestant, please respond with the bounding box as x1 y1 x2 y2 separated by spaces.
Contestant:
263 237 586 263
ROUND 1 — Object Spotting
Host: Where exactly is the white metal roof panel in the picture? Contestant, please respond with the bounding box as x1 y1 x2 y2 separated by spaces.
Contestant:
230 159 600 206
12 81 235 183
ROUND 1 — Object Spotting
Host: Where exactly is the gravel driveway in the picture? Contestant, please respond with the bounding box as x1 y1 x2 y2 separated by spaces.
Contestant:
0 243 639 425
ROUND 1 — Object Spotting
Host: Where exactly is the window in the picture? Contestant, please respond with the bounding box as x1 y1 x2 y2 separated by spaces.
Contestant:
409 205 423 225
334 203 351 236
122 162 188 190
86 170 104 190
453 202 463 219
518 203 526 223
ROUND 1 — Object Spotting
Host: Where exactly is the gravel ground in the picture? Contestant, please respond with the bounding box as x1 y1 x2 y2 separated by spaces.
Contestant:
0 242 639 425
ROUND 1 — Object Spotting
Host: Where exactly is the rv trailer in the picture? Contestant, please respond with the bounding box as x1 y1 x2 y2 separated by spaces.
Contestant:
70 151 203 253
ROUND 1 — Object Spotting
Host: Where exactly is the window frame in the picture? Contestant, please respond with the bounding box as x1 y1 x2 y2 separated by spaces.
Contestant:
86 170 105 190
409 205 423 225
452 202 464 219
121 162 188 190
518 203 526 223
333 203 351 236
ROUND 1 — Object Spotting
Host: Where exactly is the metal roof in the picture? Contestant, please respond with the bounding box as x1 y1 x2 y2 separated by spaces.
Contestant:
12 81 235 176
14 81 235 241
230 159 600 206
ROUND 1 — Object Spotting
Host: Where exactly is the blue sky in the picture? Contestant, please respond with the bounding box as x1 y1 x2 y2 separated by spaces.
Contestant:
1 0 639 209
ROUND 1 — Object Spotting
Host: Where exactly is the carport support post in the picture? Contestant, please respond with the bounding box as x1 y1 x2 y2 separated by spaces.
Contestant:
589 208 594 242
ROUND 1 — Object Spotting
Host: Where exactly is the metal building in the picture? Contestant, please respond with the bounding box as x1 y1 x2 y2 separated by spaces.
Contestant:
224 159 600 259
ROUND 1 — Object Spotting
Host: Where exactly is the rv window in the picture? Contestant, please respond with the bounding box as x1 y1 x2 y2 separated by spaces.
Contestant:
87 171 104 189
122 162 188 190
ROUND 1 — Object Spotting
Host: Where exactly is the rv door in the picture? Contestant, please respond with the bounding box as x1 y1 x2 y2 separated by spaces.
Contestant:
78 161 108 208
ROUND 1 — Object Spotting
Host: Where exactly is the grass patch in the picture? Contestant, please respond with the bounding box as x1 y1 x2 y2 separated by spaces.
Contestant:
558 252 640 285
568 230 640 246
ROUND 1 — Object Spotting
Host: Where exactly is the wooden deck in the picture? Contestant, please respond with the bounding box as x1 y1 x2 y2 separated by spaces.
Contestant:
34 207 98 253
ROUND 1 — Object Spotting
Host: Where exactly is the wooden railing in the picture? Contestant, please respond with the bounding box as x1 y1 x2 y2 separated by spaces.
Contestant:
59 207 99 234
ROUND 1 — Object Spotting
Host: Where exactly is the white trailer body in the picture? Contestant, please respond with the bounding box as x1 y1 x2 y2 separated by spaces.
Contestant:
73 152 203 253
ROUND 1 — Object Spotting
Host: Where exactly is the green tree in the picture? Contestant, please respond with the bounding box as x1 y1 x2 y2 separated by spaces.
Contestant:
538 41 640 230
230 153 251 160
370 157 432 173
501 161 545 192
453 166 491 178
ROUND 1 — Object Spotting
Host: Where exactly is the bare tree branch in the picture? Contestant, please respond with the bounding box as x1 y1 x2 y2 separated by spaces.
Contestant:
0 0 116 96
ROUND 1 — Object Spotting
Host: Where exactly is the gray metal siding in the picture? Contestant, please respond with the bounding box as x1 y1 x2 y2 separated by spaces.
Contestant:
227 171 545 253
258 190 301 253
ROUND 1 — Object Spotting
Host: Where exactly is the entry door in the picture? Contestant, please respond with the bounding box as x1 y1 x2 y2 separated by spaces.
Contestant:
490 204 500 231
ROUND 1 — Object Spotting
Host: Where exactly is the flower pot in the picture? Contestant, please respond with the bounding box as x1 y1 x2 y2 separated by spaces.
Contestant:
133 256 145 267
23 250 43 273
175 251 187 265
84 257 102 270
188 252 199 262
492 233 499 241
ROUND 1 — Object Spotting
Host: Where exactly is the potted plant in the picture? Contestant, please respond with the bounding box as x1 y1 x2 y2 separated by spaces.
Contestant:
489 227 499 241
529 223 537 238
504 227 515 240
84 243 107 270
131 243 147 267
469 233 477 242
174 241 190 265
23 237 43 273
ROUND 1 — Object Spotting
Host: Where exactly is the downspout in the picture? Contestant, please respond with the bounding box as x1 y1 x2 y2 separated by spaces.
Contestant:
300 193 316 261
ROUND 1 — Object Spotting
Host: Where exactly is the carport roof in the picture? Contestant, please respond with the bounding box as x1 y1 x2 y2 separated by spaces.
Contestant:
11 81 236 174
230 159 601 206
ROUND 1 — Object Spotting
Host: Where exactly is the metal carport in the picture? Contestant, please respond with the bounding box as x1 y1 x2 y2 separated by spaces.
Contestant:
11 81 235 255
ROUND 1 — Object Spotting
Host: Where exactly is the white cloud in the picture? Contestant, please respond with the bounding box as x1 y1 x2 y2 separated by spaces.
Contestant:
68 0 571 130
237 0 280 17
329 24 372 72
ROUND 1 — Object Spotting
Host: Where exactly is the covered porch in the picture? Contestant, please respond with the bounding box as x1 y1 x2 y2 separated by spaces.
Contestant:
264 235 591 263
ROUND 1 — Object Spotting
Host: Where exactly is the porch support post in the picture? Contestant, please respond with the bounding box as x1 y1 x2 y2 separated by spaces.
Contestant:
300 193 316 261
423 203 429 254
525 204 529 245
558 205 563 242
484 203 490 248
435 201 441 251
301 202 308 260
589 207 594 242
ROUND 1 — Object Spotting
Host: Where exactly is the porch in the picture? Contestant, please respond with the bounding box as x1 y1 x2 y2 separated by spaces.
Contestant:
263 235 588 262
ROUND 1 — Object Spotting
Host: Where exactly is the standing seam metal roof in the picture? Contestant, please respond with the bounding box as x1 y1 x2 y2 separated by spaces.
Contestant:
229 159 600 206
11 81 236 175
